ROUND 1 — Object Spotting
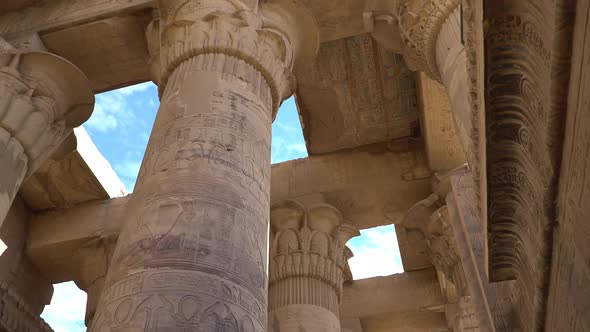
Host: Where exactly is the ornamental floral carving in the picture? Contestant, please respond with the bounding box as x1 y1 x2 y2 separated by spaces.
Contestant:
0 41 93 226
269 200 359 313
397 0 460 80
149 0 319 113
0 49 94 175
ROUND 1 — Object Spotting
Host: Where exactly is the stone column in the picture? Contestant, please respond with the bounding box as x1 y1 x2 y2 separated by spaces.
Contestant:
429 206 480 332
397 0 477 176
90 1 317 331
0 42 94 229
268 200 359 332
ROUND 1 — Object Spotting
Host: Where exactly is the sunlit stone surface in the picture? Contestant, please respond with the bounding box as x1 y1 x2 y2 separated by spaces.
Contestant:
1 0 589 331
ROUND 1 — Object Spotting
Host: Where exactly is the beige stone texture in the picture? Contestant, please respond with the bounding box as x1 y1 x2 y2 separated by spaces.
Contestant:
0 44 94 231
0 198 53 332
339 270 449 331
269 305 340 332
20 126 126 211
88 1 318 330
481 0 575 329
0 0 378 93
340 269 444 320
2 0 590 331
360 311 448 332
415 72 465 172
447 171 516 331
296 34 419 154
268 200 358 332
271 142 431 231
546 1 590 329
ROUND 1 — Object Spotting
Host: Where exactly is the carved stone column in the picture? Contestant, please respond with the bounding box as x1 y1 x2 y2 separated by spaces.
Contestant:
397 0 476 177
401 189 481 331
268 201 359 332
0 42 94 228
429 206 480 332
90 1 318 331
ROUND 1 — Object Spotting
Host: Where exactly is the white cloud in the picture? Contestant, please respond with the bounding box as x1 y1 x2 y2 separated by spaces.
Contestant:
275 121 298 133
114 160 142 191
286 143 306 154
346 225 405 280
84 103 118 132
84 83 154 133
115 160 142 179
271 134 307 164
41 282 87 332
271 96 308 164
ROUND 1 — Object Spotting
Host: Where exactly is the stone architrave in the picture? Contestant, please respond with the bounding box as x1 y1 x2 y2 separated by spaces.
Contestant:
268 200 359 332
89 1 318 331
0 41 94 229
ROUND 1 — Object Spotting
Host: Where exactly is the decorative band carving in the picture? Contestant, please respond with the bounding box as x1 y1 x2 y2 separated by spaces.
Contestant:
484 0 574 329
152 0 298 114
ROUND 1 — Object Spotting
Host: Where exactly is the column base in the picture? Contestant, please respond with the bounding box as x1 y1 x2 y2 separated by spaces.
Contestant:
269 304 340 332
91 269 265 331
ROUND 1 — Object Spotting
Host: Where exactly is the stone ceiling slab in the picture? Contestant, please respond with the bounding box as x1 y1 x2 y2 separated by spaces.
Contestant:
40 15 152 92
296 34 419 155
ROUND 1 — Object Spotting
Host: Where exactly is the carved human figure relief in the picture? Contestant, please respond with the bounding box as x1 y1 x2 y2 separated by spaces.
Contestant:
90 1 318 331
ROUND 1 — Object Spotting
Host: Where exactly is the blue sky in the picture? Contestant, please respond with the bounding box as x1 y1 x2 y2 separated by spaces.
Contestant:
40 83 403 331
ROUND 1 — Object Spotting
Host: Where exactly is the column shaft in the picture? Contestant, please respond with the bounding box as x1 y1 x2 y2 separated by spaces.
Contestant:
89 1 316 329
92 54 271 331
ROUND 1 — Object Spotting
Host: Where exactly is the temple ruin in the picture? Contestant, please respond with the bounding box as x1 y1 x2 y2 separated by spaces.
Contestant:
1 0 589 331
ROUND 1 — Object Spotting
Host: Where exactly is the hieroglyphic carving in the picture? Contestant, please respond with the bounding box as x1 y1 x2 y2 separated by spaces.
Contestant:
484 0 574 330
92 270 264 331
444 296 480 332
0 41 94 227
268 200 359 332
296 34 419 154
0 281 53 332
397 0 460 81
92 2 318 330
